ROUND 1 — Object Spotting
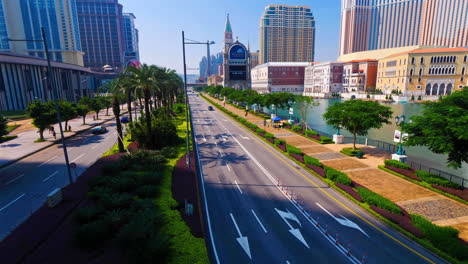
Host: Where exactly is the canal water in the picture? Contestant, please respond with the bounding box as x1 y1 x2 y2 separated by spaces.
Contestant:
262 99 467 179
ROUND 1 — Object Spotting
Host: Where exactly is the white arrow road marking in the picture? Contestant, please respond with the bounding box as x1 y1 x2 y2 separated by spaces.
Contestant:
275 208 309 248
316 203 369 238
251 209 267 233
229 213 252 259
234 180 243 194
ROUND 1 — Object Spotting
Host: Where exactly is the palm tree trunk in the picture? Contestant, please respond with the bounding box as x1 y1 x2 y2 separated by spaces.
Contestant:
113 97 124 152
127 99 133 122
144 88 152 146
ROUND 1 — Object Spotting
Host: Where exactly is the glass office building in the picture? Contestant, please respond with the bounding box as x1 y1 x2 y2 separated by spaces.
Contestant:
122 13 139 65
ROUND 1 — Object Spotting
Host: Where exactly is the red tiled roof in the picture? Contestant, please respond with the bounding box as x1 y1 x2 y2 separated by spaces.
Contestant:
343 59 378 63
386 47 468 58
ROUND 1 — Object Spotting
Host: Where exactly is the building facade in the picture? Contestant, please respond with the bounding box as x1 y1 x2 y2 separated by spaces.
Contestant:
76 0 124 72
339 0 468 56
259 5 315 64
222 15 250 89
251 62 311 94
122 13 139 65
303 62 343 96
0 0 84 65
376 47 468 96
250 51 259 69
0 52 97 111
342 59 378 93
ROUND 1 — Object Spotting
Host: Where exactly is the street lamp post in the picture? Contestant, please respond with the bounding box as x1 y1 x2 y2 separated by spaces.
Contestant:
392 114 411 162
182 31 215 168
7 27 73 184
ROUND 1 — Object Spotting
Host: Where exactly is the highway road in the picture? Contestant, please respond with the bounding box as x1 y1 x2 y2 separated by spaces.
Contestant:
190 92 446 264
0 119 123 241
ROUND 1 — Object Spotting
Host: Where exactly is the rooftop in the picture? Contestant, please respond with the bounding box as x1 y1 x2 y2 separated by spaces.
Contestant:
386 47 468 58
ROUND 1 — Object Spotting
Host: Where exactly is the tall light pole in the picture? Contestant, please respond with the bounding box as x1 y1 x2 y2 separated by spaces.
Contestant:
7 27 73 184
182 31 215 168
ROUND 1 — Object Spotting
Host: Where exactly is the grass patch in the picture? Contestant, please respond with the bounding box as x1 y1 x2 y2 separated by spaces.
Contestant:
340 147 362 157
102 133 133 157
0 110 27 120
34 138 46 143
0 135 17 143
6 124 20 133
356 187 402 215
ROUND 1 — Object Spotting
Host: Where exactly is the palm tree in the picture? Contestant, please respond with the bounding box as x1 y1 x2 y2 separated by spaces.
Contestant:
118 74 134 123
108 78 125 152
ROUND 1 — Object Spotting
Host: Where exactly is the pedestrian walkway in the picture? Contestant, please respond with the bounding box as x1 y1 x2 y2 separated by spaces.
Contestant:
207 95 468 241
0 109 126 169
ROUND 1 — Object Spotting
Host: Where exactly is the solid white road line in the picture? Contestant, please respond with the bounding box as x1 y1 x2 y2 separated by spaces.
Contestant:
251 209 267 233
42 171 59 182
37 156 58 167
286 261 291 264
234 180 243 194
240 135 250 140
71 153 85 163
91 144 98 150
0 193 26 212
5 174 25 185
225 162 232 172
218 150 224 157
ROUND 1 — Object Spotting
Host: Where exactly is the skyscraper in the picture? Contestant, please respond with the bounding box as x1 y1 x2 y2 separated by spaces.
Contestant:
259 5 316 64
76 0 124 71
0 0 83 65
122 13 140 65
339 0 468 56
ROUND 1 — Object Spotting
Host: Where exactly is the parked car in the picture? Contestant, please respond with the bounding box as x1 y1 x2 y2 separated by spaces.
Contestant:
208 106 214 111
91 126 107 135
121 116 130 123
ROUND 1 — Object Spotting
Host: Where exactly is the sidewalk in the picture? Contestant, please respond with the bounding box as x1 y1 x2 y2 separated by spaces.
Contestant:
207 95 468 241
0 109 126 169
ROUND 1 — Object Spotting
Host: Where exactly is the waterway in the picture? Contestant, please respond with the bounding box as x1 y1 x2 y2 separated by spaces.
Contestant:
262 99 467 179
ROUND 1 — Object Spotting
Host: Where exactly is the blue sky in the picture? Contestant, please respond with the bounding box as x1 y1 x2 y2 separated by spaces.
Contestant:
119 0 341 74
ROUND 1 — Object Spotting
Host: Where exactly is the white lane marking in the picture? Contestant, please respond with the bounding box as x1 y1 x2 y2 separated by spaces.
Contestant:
5 174 25 185
207 109 360 264
218 150 224 157
225 162 232 172
286 261 291 264
43 171 59 182
316 203 369 238
0 193 26 212
37 156 58 167
234 180 243 194
71 153 85 163
240 135 250 140
91 144 98 150
230 213 252 259
251 209 267 233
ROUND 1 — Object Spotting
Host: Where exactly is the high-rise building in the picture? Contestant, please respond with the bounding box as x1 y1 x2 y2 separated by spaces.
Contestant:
250 51 259 68
259 5 316 64
122 13 140 65
339 0 468 56
0 0 84 65
76 0 124 71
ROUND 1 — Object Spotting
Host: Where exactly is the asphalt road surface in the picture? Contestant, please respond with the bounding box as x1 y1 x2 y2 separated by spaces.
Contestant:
190 92 446 264
0 118 124 241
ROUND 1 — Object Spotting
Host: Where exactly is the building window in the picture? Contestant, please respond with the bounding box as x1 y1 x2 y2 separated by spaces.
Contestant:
411 57 415 64
420 57 424 64
464 55 467 63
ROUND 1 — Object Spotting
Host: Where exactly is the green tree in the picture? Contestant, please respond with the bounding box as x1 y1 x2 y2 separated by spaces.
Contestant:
294 95 319 129
91 97 104 120
58 100 76 131
0 115 8 139
100 97 112 116
403 87 468 168
26 100 57 141
263 92 295 115
76 104 89 125
323 100 393 149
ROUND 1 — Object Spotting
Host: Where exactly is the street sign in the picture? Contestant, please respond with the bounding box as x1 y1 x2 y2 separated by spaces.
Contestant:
69 162 77 169
394 130 408 143
289 108 294 115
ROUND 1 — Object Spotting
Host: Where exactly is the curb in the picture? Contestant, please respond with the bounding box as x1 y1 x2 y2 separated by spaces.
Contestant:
0 112 126 170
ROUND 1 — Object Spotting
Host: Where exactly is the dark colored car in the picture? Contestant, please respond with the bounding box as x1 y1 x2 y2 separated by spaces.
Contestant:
208 106 214 111
121 116 130 123
91 126 107 135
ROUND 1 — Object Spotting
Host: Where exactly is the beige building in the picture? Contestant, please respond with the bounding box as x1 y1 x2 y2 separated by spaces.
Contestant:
259 5 315 64
376 47 468 96
207 74 223 87
342 59 378 93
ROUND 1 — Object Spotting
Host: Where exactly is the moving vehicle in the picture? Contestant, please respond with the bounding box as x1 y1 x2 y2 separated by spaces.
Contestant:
208 106 214 111
121 116 130 123
91 126 107 135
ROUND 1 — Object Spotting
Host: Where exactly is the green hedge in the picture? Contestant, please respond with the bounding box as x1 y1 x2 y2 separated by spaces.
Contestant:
256 128 266 134
340 147 362 157
411 214 468 261
415 170 462 189
292 125 303 132
305 130 318 136
286 144 302 155
274 138 286 145
384 159 411 170
356 187 402 215
304 155 322 168
283 122 291 127
264 133 275 139
319 136 334 143
324 167 352 186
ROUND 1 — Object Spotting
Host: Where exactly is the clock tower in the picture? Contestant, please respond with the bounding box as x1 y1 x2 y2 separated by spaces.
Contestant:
224 14 233 53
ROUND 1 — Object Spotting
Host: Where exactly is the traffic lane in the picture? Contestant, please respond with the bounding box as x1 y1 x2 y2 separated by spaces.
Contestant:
0 124 119 241
207 104 445 264
193 111 351 263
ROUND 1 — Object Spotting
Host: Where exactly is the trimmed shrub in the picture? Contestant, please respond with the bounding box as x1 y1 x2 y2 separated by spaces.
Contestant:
161 146 178 159
320 136 334 143
341 147 362 157
357 187 402 215
292 125 303 132
370 205 423 238
305 130 319 136
415 170 462 189
74 218 114 249
307 164 326 178
135 185 160 198
264 133 275 140
256 128 266 134
431 185 468 201
385 166 422 182
274 138 286 145
336 183 363 203
384 160 410 170
304 155 322 168
324 167 352 186
283 122 291 127
412 214 468 260
74 206 104 224
286 144 303 155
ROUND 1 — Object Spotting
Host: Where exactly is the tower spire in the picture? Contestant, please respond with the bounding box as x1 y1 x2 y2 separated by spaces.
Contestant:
225 13 232 33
